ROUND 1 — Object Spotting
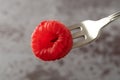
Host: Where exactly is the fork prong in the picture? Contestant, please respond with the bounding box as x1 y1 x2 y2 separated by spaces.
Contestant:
72 31 84 39
68 24 81 30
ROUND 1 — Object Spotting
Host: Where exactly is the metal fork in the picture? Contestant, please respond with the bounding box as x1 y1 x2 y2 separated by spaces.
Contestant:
69 11 120 48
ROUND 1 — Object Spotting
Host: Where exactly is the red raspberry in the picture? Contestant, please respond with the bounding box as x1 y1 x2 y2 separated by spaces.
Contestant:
31 20 73 61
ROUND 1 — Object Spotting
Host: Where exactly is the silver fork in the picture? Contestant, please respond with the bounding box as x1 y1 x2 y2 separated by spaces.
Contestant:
69 11 120 48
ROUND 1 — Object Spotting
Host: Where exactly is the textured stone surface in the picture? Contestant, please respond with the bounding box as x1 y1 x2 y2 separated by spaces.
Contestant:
0 0 120 80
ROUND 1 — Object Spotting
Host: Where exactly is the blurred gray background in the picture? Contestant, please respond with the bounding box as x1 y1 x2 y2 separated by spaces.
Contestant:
0 0 120 80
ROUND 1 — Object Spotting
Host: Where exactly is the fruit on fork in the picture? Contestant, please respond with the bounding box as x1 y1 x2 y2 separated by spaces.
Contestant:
31 20 73 61
31 11 120 61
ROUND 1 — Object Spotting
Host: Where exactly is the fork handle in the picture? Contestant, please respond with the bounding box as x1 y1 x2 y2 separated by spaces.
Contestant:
98 11 120 29
108 11 120 22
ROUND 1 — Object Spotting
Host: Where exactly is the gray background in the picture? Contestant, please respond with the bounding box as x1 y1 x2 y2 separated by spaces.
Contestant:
0 0 120 80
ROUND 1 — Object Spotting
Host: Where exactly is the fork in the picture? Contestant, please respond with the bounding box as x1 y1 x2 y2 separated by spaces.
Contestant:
69 11 120 48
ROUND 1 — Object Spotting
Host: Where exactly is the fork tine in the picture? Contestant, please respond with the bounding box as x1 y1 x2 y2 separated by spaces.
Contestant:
68 24 81 30
72 31 84 39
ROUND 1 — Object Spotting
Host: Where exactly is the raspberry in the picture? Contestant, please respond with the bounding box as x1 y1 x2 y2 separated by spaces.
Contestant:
31 20 73 61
